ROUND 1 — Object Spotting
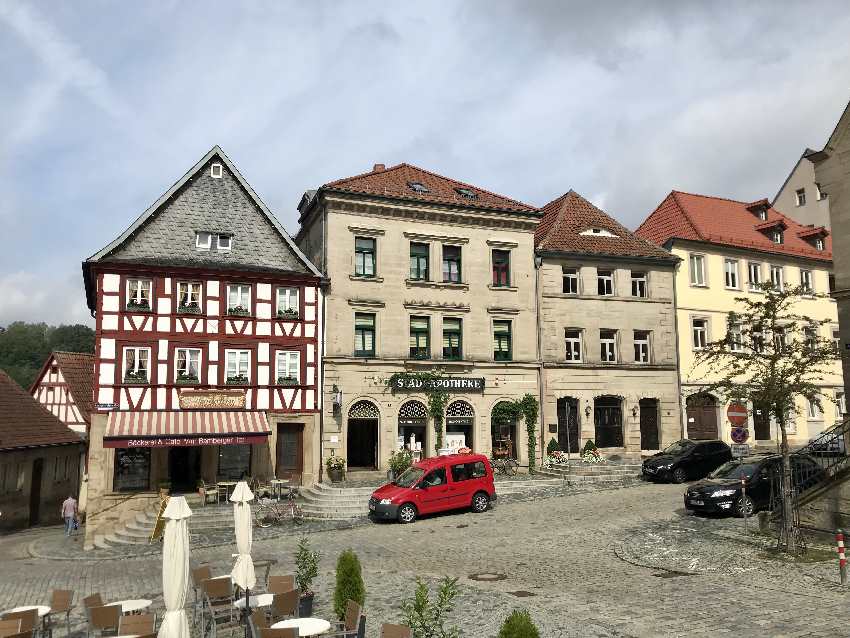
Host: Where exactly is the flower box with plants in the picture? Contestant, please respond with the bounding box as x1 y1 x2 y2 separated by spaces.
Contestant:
176 372 199 385
295 537 320 616
547 450 570 466
123 371 149 384
580 440 605 464
277 376 299 386
178 302 202 314
277 308 299 320
386 448 414 481
325 455 346 482
125 300 151 312
226 374 249 386
227 305 251 317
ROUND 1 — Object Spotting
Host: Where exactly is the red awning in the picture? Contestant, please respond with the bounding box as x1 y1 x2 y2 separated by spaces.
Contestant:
103 411 271 448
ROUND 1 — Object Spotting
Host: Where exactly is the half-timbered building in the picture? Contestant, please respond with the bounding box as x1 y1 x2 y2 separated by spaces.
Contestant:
81 146 322 548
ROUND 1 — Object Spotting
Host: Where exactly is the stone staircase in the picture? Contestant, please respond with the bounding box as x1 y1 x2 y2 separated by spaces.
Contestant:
535 461 643 484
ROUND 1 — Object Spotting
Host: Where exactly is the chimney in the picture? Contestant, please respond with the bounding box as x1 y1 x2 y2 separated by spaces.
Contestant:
372 163 385 172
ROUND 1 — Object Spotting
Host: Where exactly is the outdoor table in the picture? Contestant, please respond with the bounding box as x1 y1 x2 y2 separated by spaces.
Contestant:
233 593 274 610
1 605 50 618
269 479 288 501
105 599 152 615
271 617 331 636
217 481 237 503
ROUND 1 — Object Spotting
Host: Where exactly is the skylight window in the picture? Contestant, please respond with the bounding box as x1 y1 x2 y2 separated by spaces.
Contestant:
408 181 430 194
217 234 232 250
195 232 212 250
455 188 477 200
579 228 619 238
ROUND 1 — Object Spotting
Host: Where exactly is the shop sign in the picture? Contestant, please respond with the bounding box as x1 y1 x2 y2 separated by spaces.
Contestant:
179 389 246 409
104 434 268 448
391 377 485 392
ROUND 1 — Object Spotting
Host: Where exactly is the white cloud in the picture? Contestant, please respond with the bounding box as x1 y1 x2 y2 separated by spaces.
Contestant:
0 271 92 327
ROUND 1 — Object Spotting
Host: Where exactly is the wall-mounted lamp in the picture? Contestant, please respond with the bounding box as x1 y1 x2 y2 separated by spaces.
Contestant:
534 255 543 269
584 404 592 418
332 384 343 415
632 406 639 419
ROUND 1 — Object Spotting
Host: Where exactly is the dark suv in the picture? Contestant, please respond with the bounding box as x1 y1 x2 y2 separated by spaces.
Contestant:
684 453 826 517
642 439 732 483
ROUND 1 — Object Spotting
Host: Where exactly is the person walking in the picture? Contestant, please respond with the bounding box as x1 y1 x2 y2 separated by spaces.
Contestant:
61 494 78 537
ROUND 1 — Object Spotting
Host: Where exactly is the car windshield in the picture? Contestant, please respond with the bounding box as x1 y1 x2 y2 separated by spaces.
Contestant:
710 460 760 480
662 441 695 455
393 466 425 488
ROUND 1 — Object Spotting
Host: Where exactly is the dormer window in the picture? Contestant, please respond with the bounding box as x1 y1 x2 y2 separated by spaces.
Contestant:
217 234 232 250
408 181 430 194
196 232 212 250
815 237 825 251
757 209 767 221
211 163 223 179
579 228 619 238
771 229 784 244
455 188 477 200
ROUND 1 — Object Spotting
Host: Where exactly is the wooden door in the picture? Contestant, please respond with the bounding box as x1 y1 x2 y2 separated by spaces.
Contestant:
29 458 43 526
686 395 718 440
753 404 771 440
639 399 660 450
556 397 580 453
276 423 304 483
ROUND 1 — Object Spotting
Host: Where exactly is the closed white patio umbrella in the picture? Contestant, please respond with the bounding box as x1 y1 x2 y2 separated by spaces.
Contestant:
230 481 255 638
158 495 193 638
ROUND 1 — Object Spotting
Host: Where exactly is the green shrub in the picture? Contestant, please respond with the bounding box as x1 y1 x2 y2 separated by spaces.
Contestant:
388 448 414 475
582 439 598 454
295 537 320 595
546 438 561 455
401 577 460 638
333 549 366 620
498 610 540 638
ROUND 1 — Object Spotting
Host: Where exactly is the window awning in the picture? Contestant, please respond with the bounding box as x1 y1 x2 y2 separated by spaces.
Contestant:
103 411 271 448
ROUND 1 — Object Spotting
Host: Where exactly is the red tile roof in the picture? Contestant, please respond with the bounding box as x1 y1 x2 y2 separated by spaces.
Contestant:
635 191 833 262
535 190 677 261
0 370 81 451
322 163 537 214
53 352 95 424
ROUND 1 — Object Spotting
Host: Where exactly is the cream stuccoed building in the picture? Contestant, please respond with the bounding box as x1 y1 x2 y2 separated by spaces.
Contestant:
296 164 542 473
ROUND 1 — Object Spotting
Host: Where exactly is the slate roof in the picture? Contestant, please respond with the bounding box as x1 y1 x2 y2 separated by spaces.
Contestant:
46 352 95 425
85 147 320 307
535 190 677 262
316 163 538 215
636 191 833 262
0 370 81 451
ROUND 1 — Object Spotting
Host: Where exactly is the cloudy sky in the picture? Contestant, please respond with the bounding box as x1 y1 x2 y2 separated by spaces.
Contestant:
1 1 849 327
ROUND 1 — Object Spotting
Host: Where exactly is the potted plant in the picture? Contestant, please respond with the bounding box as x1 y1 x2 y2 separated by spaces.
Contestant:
326 454 346 483
227 305 251 317
295 537 320 616
277 376 299 386
386 448 414 482
333 550 365 621
226 374 249 386
277 308 299 320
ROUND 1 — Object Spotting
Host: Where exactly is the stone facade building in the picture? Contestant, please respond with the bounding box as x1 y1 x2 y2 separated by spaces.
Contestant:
0 370 82 531
535 191 681 458
296 163 542 471
773 149 832 230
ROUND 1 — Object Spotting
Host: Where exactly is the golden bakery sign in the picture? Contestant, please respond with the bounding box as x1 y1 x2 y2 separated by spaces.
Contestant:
179 389 246 410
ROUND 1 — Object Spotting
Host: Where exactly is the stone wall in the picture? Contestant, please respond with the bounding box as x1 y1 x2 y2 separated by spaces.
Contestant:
799 478 850 532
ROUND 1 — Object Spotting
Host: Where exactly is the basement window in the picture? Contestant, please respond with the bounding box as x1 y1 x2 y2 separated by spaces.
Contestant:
211 163 223 179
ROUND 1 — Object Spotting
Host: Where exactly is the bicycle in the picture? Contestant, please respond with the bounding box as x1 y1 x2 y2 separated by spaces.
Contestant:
254 485 304 527
491 438 519 476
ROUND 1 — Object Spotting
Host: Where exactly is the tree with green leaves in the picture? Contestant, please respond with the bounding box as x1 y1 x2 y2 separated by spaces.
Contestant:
333 549 366 620
498 610 540 638
400 576 460 638
692 283 841 554
0 321 95 388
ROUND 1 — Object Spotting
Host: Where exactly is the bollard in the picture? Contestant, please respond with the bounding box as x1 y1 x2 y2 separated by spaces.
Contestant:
741 476 748 531
837 529 847 585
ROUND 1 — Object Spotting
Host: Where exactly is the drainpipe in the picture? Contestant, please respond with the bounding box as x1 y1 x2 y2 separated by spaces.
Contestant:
318 204 328 484
671 261 685 441
534 253 545 471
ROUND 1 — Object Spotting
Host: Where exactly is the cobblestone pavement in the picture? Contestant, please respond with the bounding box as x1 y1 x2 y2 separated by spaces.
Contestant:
1 481 846 637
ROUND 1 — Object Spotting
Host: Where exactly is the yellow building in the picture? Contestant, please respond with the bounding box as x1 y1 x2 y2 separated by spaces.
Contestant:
637 191 844 447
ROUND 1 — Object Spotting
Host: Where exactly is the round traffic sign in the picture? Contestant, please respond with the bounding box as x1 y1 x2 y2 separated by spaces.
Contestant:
727 401 748 426
731 427 749 444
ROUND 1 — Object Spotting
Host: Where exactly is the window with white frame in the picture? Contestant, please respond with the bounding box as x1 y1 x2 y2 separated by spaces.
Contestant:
211 163 223 179
773 327 787 353
816 183 826 200
728 322 744 352
565 329 582 362
276 287 299 318
276 351 300 384
226 284 251 316
748 262 762 290
796 188 806 206
692 318 708 350
807 399 822 420
217 234 232 250
631 272 647 298
724 259 739 289
175 348 201 382
771 229 784 244
837 391 846 417
600 329 617 363
562 267 579 294
177 282 202 313
816 237 825 251
126 279 152 310
634 330 650 363
833 328 841 354
225 350 250 384
123 347 150 383
196 231 212 250
689 254 706 286
751 323 765 353
800 269 814 294
597 270 614 296
770 265 784 291
804 326 818 352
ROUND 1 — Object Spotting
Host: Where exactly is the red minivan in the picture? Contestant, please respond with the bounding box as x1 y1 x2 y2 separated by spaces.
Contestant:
368 453 496 523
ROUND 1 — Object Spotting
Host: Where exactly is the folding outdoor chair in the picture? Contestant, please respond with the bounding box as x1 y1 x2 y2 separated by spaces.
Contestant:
1 611 37 637
325 600 363 638
199 481 219 506
0 619 22 638
117 613 154 637
47 589 74 638
259 629 297 638
266 575 295 595
269 590 299 623
87 606 120 638
191 566 213 625
248 610 268 638
379 624 412 638
202 576 235 638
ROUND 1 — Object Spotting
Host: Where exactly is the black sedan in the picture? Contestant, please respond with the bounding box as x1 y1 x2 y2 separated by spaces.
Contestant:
684 453 826 517
642 439 732 483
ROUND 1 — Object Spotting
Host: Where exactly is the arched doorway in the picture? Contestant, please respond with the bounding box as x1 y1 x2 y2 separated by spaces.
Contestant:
686 393 719 440
491 401 518 459
594 396 623 448
639 398 660 450
446 400 474 452
556 397 580 453
398 400 427 458
348 400 379 469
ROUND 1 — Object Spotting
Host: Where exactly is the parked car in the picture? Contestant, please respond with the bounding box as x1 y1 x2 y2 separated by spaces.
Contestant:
642 439 732 483
368 453 496 523
684 453 826 517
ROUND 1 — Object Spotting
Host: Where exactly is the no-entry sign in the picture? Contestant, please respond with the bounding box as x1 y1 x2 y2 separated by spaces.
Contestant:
727 401 748 426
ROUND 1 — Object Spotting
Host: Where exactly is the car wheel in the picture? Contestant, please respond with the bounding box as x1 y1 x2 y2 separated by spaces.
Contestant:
471 492 490 513
397 503 417 524
734 495 755 518
672 467 688 483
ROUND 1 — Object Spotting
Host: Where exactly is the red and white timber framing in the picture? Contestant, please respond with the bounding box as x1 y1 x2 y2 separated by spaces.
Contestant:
31 356 89 434
92 264 322 414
